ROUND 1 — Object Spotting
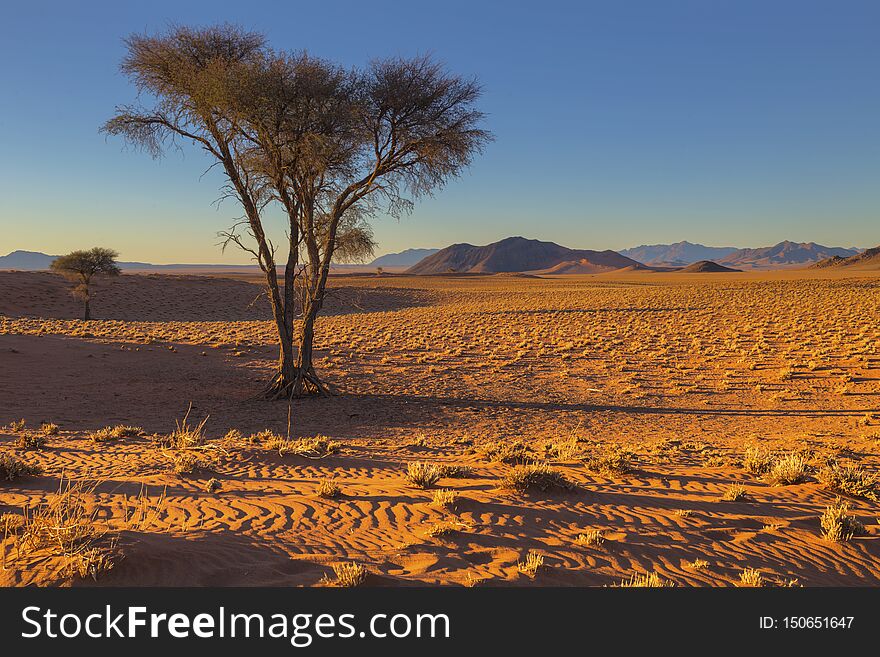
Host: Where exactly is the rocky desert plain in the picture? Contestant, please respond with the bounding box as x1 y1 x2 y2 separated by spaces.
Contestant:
1 266 879 587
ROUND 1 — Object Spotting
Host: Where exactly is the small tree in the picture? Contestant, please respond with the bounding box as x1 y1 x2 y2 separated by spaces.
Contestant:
104 25 490 398
50 248 121 320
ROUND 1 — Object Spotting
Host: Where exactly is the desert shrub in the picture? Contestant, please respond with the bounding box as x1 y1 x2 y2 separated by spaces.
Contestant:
6 419 26 432
89 425 141 443
431 488 458 509
584 447 632 476
820 499 865 542
156 413 207 449
0 453 43 481
39 423 59 436
684 559 709 571
436 464 471 478
501 463 577 493
1 512 25 535
405 462 443 488
328 562 367 587
266 435 340 458
517 551 544 577
63 546 117 581
765 453 809 485
204 478 221 493
543 436 583 461
426 522 459 538
817 462 877 501
617 571 673 587
574 529 604 546
739 568 764 587
17 433 49 450
721 483 747 501
477 440 536 464
170 451 207 475
316 479 341 499
743 446 774 476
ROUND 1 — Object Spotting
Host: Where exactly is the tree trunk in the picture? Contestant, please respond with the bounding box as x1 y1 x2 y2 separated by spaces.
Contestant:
83 297 91 321
288 302 328 398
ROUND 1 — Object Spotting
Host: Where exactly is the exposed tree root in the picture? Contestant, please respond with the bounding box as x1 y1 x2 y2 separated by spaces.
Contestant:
264 367 331 400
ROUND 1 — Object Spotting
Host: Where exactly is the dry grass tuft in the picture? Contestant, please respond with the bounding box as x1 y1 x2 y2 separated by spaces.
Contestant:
743 445 775 476
204 478 221 493
425 522 460 538
616 571 674 587
721 483 748 501
501 463 577 493
266 435 340 458
684 559 710 571
817 461 877 501
477 440 536 464
91 425 143 443
584 447 632 476
327 562 368 587
765 453 810 486
574 529 604 546
16 433 49 450
316 479 342 499
516 551 544 577
405 462 443 488
739 568 764 587
0 453 43 481
39 423 59 436
8 479 119 582
435 464 471 478
820 498 865 542
431 488 459 509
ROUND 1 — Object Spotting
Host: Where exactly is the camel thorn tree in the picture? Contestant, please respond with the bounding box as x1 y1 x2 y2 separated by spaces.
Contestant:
103 24 491 399
50 248 121 320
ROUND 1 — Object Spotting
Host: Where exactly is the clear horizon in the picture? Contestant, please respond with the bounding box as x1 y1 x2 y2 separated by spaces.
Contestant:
1 1 878 264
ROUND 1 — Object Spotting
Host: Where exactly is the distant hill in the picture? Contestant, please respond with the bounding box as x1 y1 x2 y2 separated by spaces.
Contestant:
406 236 640 275
717 241 859 270
677 260 741 273
369 248 439 268
0 250 56 270
812 246 880 270
620 241 739 266
0 250 260 272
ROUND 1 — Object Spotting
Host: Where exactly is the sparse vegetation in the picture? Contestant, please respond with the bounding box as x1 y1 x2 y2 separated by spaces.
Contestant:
817 461 877 501
738 568 764 587
820 498 865 542
405 462 443 488
431 488 459 509
501 463 577 493
17 433 49 450
478 440 537 464
517 551 544 577
584 447 632 476
0 453 43 481
91 425 143 442
266 435 340 458
574 529 604 546
765 453 810 486
721 483 748 501
328 562 368 587
617 571 674 587
316 479 341 499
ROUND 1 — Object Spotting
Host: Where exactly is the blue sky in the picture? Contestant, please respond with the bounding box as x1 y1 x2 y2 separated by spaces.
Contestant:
1 0 877 263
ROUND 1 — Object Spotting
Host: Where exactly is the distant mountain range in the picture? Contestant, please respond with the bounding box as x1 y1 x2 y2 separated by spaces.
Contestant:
812 245 880 270
620 241 739 266
0 250 261 272
716 241 860 269
3 239 871 275
406 236 639 274
368 248 439 268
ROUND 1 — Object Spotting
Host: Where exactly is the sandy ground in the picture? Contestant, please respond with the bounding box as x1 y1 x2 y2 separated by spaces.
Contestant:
1 269 879 587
